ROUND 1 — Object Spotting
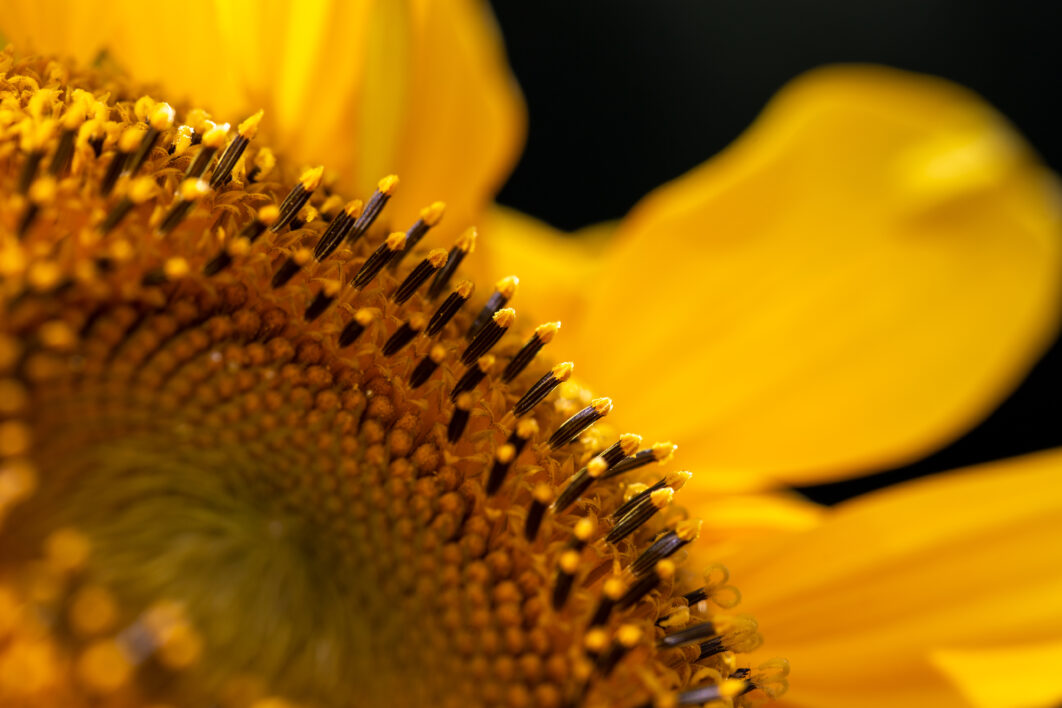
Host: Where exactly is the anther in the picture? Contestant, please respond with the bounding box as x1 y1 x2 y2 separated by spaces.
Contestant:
552 456 609 514
460 307 514 366
303 279 343 322
606 487 674 545
209 109 262 188
247 146 276 183
126 102 175 176
312 197 366 263
17 176 57 238
425 280 474 336
612 470 691 519
485 419 538 495
338 308 376 348
202 205 279 275
157 178 210 236
383 314 427 356
596 625 643 677
170 125 193 156
604 441 678 480
343 174 399 248
629 519 702 576
617 559 675 610
467 275 519 339
49 104 86 176
184 121 229 179
99 176 156 234
18 120 55 193
409 344 447 388
524 483 553 541
351 232 406 289
392 248 448 304
551 549 582 610
271 166 323 233
389 200 446 270
447 392 473 444
141 257 190 286
513 362 574 417
589 577 627 628
658 622 718 651
450 355 494 401
427 227 476 299
501 321 560 383
674 679 749 706
101 126 144 196
548 397 613 449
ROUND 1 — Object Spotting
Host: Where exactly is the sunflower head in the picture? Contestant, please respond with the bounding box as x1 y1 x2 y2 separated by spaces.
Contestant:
0 48 787 708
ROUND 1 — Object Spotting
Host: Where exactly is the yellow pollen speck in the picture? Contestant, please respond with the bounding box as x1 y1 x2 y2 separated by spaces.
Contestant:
128 176 158 203
355 308 375 327
656 560 677 581
455 392 473 411
719 678 749 698
377 174 400 194
552 361 575 382
516 418 539 439
178 178 210 201
428 343 447 363
617 624 643 648
37 320 76 350
492 307 516 328
476 355 495 372
163 258 190 281
419 200 446 225
409 313 428 331
320 279 342 297
238 109 264 138
496 444 516 464
293 248 313 266
584 629 609 654
532 483 553 505
587 457 608 478
299 166 325 191
258 204 281 225
28 176 57 204
573 517 596 541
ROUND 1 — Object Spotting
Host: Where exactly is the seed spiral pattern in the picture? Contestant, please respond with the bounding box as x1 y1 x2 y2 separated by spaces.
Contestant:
0 49 789 708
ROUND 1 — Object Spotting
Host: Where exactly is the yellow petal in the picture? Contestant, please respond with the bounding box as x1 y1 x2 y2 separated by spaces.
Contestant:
565 65 1062 490
716 449 1062 708
0 0 525 234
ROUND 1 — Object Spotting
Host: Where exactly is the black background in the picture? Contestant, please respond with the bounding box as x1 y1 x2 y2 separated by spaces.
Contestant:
488 0 1062 504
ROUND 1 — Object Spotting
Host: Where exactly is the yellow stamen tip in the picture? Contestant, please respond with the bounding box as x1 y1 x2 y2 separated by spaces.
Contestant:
516 418 539 439
534 321 561 343
258 205 281 225
118 126 145 153
455 392 474 411
675 519 702 542
616 624 643 648
179 178 210 201
29 176 57 204
591 397 613 416
552 361 575 382
150 102 176 130
665 469 692 490
238 109 264 138
457 227 477 253
344 199 364 218
201 122 230 148
128 176 157 204
429 343 447 363
354 308 375 327
587 457 608 478
650 488 674 509
419 200 446 225
299 166 324 191
652 442 677 463
378 174 400 195
492 307 516 328
719 679 749 698
455 279 475 299
619 433 642 456
495 443 516 464
427 248 448 268
532 483 553 504
476 355 495 372
163 258 190 280
495 275 519 298
573 517 596 541
385 232 407 251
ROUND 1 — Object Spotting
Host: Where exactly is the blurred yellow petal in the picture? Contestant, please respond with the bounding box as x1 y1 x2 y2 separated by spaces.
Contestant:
931 640 1062 708
562 65 1062 491
0 0 524 235
693 492 825 558
716 448 1062 708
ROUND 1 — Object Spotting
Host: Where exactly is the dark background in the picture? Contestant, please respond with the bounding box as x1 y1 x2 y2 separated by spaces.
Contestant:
488 0 1062 504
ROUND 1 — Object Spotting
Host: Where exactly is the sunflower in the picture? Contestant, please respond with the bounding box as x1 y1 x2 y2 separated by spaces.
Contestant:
1 2 1061 708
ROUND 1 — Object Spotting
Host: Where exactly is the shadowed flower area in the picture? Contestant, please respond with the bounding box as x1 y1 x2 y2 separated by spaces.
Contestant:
1 1 1060 707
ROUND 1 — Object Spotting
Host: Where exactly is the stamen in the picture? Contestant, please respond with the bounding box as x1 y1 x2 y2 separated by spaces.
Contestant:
617 559 675 610
18 120 56 193
501 321 560 383
449 355 494 401
553 435 640 513
49 104 86 176
485 419 538 495
338 308 376 348
272 166 323 233
408 344 447 388
551 549 581 610
658 621 717 650
303 279 343 322
425 280 474 336
351 232 406 289
548 397 613 449
629 519 702 576
596 625 642 677
202 205 280 275
447 392 473 443
524 483 553 541
427 227 476 299
184 122 230 179
343 174 398 247
17 176 57 238
603 441 677 480
125 102 175 176
466 275 519 339
589 577 628 627
391 249 448 304
101 126 144 196
389 201 446 270
460 307 514 365
673 679 749 706
157 178 210 236
246 146 276 183
99 177 157 234
606 487 674 544
612 470 691 519
209 109 262 189
513 361 575 418
383 314 427 356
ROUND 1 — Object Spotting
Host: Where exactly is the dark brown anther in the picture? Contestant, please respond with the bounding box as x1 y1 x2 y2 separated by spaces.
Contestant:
603 441 677 480
553 435 640 513
209 110 262 188
674 682 747 706
449 355 494 402
696 636 729 661
312 199 363 263
16 204 39 239
125 103 174 177
595 625 643 677
501 321 561 383
341 175 398 249
100 128 140 196
548 397 612 449
466 275 518 339
617 560 675 610
18 151 44 194
513 362 574 418
271 258 303 289
485 419 538 496
425 280 474 336
157 179 210 236
183 122 228 179
427 227 476 299
392 249 448 305
606 487 673 545
389 201 445 270
551 550 581 610
303 284 340 323
524 484 553 541
383 314 426 357
658 622 717 650
48 116 80 176
409 344 447 388
589 578 627 628
611 470 690 520
351 232 406 289
460 307 514 365
447 393 473 444
338 309 375 348
629 519 701 576
202 205 280 276
271 166 323 233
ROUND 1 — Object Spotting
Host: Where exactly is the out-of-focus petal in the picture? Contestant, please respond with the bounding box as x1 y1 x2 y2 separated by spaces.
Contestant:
0 0 525 236
716 449 1062 708
566 65 1062 491
930 640 1062 708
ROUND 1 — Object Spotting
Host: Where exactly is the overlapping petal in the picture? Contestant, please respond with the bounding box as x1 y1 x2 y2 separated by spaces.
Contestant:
715 448 1062 708
524 65 1062 491
1 0 525 240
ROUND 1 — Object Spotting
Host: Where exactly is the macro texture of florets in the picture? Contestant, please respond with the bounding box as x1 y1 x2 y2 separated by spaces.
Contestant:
0 49 787 708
